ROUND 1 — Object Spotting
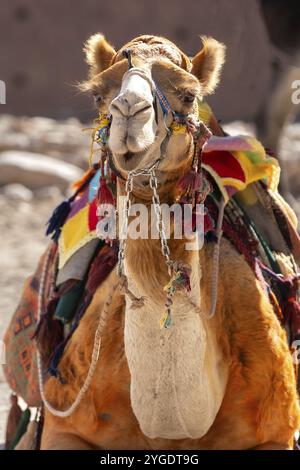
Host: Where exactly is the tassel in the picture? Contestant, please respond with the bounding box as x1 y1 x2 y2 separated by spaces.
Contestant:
45 200 71 242
176 170 201 203
46 164 100 242
97 177 115 208
15 420 38 450
177 171 212 205
96 158 116 244
47 342 67 383
258 261 300 340
97 156 115 209
160 309 172 329
9 408 31 450
5 394 23 450
164 262 192 293
33 312 64 368
160 262 192 329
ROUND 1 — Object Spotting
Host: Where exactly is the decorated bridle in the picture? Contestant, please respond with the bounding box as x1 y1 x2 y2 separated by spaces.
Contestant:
90 49 219 328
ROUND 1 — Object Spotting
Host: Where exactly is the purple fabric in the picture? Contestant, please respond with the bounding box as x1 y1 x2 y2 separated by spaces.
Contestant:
67 189 89 220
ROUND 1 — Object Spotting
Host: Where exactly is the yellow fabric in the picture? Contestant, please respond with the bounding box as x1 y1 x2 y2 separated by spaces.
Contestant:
170 122 187 134
58 206 96 269
202 133 280 204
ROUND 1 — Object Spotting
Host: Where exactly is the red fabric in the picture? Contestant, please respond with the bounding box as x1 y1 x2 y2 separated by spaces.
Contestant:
88 198 98 231
202 150 246 182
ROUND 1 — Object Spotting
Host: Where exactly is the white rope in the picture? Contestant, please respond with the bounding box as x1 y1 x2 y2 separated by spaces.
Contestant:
205 197 225 318
36 244 115 418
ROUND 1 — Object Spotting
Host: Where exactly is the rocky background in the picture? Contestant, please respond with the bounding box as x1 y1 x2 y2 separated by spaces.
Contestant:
0 0 286 123
0 114 299 445
0 115 89 445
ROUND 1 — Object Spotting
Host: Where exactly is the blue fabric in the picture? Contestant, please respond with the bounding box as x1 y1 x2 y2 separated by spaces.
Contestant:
89 168 101 202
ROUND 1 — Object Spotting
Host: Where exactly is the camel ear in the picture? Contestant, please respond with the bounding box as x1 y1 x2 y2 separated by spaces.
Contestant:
191 37 226 95
84 33 116 77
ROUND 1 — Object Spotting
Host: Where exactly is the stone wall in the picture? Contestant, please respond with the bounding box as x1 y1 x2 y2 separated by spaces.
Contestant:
0 0 282 122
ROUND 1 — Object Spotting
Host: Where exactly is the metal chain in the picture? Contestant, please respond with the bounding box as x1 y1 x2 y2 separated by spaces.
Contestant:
118 164 174 280
117 118 213 287
118 173 133 277
150 169 173 276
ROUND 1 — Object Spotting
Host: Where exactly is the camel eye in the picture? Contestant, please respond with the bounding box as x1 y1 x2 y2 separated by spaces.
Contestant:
183 92 196 104
94 94 103 105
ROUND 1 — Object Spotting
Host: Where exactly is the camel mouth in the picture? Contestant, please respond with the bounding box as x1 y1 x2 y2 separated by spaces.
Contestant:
114 150 147 172
123 151 135 162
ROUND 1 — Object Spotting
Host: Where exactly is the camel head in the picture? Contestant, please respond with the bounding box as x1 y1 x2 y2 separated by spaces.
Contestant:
82 34 225 178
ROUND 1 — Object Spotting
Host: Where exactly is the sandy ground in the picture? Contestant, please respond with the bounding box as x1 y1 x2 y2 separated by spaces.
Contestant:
0 117 299 446
0 194 61 444
0 114 88 444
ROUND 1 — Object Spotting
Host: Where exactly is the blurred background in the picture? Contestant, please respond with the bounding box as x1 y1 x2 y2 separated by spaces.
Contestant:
0 0 299 443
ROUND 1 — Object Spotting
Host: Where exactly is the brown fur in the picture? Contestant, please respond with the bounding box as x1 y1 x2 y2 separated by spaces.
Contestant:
84 34 116 77
41 34 300 450
191 36 226 95
42 235 300 450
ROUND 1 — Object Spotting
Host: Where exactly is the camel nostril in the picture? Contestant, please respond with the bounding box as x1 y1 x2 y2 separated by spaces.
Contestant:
130 103 152 117
110 96 130 117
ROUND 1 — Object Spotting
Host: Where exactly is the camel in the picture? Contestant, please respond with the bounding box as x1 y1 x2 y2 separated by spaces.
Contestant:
39 34 300 450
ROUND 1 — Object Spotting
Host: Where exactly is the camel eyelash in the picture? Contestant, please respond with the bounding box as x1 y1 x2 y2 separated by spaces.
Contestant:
182 92 196 103
174 89 197 104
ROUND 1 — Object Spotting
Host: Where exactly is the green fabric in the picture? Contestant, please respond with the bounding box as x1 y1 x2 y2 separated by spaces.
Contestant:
54 240 104 324
54 281 85 324
10 408 31 450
